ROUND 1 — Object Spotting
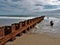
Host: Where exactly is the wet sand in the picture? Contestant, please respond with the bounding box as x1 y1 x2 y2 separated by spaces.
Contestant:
6 33 60 45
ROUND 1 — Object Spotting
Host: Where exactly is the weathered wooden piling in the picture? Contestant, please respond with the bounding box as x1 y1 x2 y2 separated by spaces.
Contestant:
0 27 4 40
11 24 16 33
0 16 45 45
12 23 20 30
19 22 22 28
4 26 11 36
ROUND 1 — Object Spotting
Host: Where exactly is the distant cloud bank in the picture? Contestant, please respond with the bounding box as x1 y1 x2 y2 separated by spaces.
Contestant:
0 0 60 15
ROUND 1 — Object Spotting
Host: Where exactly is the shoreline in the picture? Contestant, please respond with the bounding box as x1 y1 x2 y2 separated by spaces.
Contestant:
6 33 60 45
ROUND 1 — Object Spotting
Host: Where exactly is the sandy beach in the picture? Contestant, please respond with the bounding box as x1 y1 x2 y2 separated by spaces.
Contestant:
3 18 60 45
6 32 60 45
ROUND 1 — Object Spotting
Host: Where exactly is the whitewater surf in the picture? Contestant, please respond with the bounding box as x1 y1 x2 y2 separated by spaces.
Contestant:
30 17 60 38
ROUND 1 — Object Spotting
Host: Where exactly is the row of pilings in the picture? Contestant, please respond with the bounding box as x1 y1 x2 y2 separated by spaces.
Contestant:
0 16 45 45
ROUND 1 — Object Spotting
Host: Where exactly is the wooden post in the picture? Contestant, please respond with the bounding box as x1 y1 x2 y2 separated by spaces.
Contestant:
3 26 11 36
12 23 20 30
0 27 4 40
30 19 32 23
11 24 16 33
27 20 30 25
16 22 22 36
25 20 27 26
22 21 26 27
19 22 22 29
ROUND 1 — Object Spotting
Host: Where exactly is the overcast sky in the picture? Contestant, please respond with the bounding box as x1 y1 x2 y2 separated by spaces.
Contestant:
0 0 60 15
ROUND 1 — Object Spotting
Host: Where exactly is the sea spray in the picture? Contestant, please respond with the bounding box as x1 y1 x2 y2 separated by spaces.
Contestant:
30 17 60 38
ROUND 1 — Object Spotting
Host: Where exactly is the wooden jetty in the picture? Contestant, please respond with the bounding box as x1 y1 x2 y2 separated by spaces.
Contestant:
0 16 45 45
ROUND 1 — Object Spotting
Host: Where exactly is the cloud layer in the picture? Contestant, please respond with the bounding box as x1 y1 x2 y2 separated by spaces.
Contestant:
0 0 60 15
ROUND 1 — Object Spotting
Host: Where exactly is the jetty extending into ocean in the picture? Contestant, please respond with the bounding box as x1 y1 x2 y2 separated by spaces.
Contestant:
0 16 45 45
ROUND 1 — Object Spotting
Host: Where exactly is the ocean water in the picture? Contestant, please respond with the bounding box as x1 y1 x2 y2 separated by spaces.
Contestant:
31 17 60 38
0 15 60 38
0 19 23 26
30 16 60 38
0 16 35 26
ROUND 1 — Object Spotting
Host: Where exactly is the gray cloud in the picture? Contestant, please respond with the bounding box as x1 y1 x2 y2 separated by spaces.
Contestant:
4 0 22 1
0 0 60 15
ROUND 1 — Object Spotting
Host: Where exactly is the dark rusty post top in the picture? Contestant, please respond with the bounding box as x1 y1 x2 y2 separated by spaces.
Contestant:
26 20 30 25
12 23 19 30
40 16 45 18
19 22 23 28
12 23 19 25
1 26 12 35
29 19 32 23
0 26 5 32
0 27 2 31
0 27 5 40
2 26 11 30
19 21 26 27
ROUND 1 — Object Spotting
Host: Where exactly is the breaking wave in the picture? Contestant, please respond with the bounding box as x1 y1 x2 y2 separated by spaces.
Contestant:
0 16 35 26
0 16 35 19
31 17 60 38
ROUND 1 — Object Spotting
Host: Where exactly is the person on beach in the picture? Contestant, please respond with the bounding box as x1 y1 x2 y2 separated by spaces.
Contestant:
50 21 54 27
